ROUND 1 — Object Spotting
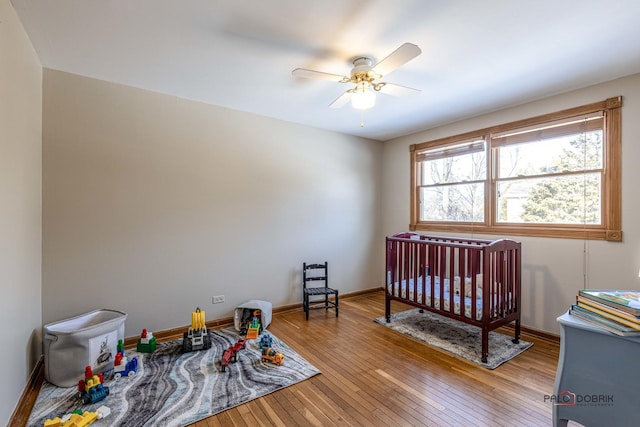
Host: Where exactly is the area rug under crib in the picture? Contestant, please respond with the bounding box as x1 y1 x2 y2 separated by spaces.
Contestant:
375 309 532 369
27 328 320 426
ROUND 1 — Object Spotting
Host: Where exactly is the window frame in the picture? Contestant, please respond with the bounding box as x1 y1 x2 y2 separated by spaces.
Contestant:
409 97 622 241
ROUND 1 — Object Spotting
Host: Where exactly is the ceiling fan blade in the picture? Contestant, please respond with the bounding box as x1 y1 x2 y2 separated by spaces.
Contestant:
292 68 350 83
370 43 421 78
329 90 353 109
378 82 421 97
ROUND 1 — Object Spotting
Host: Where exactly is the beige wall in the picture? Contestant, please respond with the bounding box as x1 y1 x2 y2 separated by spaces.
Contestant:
383 73 640 333
42 69 383 337
0 0 42 423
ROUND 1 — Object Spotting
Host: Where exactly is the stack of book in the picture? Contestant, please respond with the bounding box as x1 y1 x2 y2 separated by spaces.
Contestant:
570 289 640 336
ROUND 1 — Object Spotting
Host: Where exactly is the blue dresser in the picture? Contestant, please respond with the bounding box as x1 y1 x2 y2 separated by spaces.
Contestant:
553 312 640 427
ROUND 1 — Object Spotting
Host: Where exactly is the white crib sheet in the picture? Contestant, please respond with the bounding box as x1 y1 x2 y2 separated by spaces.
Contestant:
387 276 486 320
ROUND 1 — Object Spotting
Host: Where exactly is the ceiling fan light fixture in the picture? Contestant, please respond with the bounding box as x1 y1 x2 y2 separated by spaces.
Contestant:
351 82 375 110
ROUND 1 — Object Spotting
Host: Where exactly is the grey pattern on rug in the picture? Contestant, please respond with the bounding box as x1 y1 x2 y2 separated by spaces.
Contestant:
27 328 320 426
375 309 532 369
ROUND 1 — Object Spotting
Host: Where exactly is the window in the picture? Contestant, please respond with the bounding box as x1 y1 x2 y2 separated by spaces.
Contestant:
410 97 622 241
416 138 487 222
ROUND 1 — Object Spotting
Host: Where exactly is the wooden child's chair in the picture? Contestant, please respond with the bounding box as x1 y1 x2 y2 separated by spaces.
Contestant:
302 262 339 320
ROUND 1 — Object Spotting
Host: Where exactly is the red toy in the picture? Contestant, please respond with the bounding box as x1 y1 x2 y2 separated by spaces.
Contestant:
220 339 246 372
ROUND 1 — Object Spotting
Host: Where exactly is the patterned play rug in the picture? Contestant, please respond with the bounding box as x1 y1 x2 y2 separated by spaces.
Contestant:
375 308 533 369
27 328 320 426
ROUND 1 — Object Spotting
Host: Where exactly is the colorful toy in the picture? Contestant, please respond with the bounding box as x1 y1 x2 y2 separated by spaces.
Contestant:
137 328 157 353
239 309 263 338
43 406 110 427
261 347 284 366
246 316 261 339
113 339 138 380
77 366 109 405
259 332 272 349
182 307 212 352
220 338 246 372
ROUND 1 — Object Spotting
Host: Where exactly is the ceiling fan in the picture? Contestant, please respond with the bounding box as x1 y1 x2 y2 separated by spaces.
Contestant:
292 42 422 113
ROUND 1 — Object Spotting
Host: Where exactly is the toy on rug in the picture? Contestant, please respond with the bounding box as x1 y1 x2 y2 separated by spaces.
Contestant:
220 338 247 372
182 307 212 352
246 316 261 339
259 332 272 349
43 405 110 427
261 347 284 366
113 339 138 380
77 366 109 405
239 309 263 338
136 328 157 353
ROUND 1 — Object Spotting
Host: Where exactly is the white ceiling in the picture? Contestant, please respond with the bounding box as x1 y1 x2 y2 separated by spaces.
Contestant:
11 0 640 141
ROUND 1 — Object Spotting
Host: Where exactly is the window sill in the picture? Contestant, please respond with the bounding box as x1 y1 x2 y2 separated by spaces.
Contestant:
409 223 622 241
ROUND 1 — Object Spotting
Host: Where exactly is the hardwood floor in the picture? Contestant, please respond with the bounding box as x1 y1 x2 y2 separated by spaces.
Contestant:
192 291 562 427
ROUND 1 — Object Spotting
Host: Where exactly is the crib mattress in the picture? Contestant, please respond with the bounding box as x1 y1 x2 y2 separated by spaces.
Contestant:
387 276 489 321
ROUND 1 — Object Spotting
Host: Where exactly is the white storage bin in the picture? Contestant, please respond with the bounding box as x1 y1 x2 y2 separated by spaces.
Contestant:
234 300 272 331
44 309 127 387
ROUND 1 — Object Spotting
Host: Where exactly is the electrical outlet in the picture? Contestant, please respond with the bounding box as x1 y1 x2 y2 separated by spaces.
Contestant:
212 295 225 304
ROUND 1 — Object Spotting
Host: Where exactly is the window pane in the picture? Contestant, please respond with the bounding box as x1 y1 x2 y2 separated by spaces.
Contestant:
420 183 484 222
497 173 601 224
420 151 486 185
498 131 602 178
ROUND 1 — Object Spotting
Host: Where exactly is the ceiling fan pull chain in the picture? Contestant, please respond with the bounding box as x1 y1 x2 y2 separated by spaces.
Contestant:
360 110 365 128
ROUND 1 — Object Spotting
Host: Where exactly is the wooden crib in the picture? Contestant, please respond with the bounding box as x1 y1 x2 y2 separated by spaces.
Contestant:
385 232 522 363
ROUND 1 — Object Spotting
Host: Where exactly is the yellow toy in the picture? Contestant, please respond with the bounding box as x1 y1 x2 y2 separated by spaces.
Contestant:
261 347 284 366
43 406 110 427
182 307 212 352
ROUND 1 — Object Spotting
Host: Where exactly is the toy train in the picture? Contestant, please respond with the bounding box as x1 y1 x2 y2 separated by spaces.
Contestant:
77 366 109 405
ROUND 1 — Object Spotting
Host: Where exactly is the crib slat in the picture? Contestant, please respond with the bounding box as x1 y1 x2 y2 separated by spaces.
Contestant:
497 252 501 317
419 243 426 306
470 248 477 321
428 244 435 308
411 243 424 302
482 248 491 323
439 246 446 312
459 247 466 317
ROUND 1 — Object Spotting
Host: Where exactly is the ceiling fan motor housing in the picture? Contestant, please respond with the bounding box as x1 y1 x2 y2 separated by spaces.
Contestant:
350 57 375 81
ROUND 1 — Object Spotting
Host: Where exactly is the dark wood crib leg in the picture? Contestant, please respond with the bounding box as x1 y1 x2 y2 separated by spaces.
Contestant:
385 295 391 323
512 318 521 344
481 329 489 363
